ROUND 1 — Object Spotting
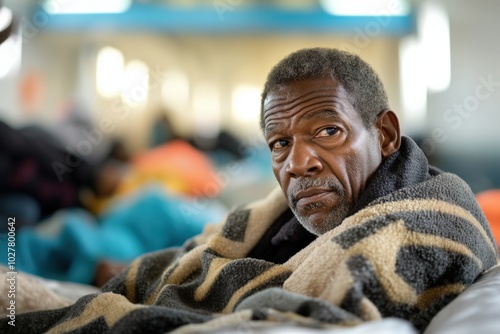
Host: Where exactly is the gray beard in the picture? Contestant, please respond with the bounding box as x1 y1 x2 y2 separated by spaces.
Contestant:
288 178 350 235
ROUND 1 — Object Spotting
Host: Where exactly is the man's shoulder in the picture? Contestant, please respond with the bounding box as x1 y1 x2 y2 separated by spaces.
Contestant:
373 171 475 206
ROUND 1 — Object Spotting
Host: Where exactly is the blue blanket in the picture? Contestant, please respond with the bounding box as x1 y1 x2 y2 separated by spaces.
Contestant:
0 187 224 283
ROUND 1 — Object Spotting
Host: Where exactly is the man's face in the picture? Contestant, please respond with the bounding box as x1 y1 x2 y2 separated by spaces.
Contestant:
263 77 383 235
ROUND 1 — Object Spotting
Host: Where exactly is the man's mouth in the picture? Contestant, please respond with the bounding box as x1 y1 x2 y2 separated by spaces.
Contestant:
294 188 334 208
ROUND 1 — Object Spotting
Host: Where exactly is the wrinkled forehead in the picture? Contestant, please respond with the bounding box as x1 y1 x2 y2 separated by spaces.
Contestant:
263 78 351 128
264 77 340 104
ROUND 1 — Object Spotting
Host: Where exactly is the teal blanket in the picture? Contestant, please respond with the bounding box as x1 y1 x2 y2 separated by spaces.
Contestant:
0 187 223 283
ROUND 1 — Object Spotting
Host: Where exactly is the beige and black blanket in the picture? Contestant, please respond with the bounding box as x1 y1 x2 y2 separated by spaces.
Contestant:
2 137 499 333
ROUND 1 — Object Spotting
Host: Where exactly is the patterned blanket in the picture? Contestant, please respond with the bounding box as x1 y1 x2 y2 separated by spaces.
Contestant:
3 138 499 333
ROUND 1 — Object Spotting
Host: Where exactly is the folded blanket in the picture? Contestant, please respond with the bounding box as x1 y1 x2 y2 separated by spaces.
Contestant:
2 138 498 333
0 266 73 317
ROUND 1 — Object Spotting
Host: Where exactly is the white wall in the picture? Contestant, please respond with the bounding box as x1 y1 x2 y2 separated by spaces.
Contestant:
425 0 500 155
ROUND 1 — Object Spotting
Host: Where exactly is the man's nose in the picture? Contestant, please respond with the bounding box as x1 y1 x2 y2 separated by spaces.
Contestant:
285 141 323 178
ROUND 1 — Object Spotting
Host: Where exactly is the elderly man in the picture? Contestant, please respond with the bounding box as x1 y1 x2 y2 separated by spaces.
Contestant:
3 48 498 334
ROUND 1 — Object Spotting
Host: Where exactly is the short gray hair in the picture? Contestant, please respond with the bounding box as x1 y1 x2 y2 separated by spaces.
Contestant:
260 47 389 130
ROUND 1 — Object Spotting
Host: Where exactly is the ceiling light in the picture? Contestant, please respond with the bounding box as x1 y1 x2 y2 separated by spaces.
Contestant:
232 84 261 123
121 60 149 107
399 36 427 134
43 0 132 15
96 46 124 98
162 69 190 109
192 82 220 138
419 1 450 92
320 0 410 16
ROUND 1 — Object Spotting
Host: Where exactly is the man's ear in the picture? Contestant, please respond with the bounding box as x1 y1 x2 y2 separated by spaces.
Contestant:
375 109 401 158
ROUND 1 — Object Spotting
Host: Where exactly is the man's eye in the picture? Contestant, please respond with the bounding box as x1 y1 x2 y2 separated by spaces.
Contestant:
317 127 339 137
271 139 289 150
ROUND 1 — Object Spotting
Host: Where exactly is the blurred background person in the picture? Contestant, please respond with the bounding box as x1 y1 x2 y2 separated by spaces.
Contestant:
0 119 123 228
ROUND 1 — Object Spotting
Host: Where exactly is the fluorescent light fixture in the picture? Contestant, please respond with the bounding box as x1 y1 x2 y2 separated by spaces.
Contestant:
121 60 149 107
192 82 220 138
320 0 410 16
96 46 124 98
161 69 190 109
399 36 427 134
42 0 132 14
419 1 450 92
232 84 261 123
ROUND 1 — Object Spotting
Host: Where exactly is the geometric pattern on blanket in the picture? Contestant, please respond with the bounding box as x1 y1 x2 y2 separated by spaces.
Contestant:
2 172 498 334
